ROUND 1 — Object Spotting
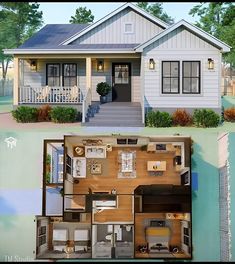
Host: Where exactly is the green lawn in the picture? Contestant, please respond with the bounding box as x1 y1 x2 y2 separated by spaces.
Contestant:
0 96 13 113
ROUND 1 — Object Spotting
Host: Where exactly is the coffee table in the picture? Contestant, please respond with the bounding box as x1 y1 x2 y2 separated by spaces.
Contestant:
147 161 166 171
91 163 102 174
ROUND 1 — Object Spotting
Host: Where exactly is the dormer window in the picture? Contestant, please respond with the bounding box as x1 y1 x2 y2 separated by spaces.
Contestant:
124 22 134 34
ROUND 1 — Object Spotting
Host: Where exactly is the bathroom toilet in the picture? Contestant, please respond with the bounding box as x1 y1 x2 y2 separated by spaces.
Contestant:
105 234 112 240
126 225 132 232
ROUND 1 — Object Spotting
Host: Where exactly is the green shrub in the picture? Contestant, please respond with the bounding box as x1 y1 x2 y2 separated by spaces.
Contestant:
46 172 51 184
145 111 156 127
12 106 38 123
193 109 220 127
146 111 172 127
46 154 51 165
50 107 78 123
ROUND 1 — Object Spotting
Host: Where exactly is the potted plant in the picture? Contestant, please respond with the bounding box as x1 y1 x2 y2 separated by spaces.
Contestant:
96 82 111 104
45 154 51 183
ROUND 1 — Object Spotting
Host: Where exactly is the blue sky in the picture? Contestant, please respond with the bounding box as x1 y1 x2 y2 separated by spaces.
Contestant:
38 2 199 25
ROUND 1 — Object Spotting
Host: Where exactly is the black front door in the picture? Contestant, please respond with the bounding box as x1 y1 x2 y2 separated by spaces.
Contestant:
112 63 131 102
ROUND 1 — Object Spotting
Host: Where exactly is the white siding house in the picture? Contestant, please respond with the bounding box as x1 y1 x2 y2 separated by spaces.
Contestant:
4 2 231 125
71 7 165 45
139 24 223 112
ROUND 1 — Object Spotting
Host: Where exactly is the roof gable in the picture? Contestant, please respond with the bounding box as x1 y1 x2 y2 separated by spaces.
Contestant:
135 20 231 53
61 2 168 45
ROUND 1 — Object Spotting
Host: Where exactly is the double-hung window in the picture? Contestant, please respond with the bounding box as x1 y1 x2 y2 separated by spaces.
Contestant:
182 61 200 94
162 61 180 94
46 64 60 86
63 63 77 86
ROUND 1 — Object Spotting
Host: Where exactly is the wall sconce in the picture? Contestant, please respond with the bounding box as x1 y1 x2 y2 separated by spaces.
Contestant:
97 59 104 72
208 58 214 70
30 59 37 71
149 58 155 70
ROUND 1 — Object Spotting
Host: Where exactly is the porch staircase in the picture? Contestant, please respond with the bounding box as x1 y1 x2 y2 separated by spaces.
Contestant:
85 102 144 127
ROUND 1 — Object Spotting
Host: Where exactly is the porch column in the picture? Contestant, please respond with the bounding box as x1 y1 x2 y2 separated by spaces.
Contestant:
13 57 19 106
140 55 145 125
86 57 92 90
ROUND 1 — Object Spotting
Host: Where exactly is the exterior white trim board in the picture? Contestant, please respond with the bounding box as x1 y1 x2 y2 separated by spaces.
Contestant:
4 49 137 55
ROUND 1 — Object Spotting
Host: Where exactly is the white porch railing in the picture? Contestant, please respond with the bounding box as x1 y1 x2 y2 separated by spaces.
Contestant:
19 85 83 104
82 88 92 123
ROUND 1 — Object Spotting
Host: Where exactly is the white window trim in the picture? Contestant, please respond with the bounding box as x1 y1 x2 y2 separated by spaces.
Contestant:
124 22 134 34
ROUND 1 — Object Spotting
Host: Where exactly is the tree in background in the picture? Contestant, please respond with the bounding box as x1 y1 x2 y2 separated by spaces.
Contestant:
69 7 94 24
189 2 235 67
137 2 174 25
0 2 43 88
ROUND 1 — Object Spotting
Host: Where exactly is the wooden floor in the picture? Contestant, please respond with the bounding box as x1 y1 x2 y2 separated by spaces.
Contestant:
71 195 86 210
93 195 133 223
135 213 183 258
73 147 180 194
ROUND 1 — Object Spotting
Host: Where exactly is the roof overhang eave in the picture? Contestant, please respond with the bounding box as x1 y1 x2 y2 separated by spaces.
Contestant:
4 49 138 55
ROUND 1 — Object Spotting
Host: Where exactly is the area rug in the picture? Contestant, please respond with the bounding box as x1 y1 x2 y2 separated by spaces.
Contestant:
86 158 109 178
117 150 137 178
149 253 173 258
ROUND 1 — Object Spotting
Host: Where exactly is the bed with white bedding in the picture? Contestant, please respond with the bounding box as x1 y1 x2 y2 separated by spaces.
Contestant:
52 229 68 252
74 229 90 252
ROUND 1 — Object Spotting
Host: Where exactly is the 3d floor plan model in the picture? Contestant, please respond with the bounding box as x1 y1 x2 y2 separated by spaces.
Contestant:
36 135 192 260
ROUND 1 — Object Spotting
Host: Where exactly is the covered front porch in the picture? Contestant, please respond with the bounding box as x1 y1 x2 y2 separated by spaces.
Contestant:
13 54 144 124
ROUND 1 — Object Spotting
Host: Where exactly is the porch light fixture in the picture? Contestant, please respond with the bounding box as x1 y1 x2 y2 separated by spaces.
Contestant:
149 58 155 70
30 59 37 72
97 59 104 72
208 58 214 70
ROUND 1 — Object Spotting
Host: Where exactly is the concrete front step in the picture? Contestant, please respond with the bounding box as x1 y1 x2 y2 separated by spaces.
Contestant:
98 108 141 113
87 119 143 124
86 102 143 126
99 102 140 106
94 113 142 118
98 108 141 112
85 122 144 127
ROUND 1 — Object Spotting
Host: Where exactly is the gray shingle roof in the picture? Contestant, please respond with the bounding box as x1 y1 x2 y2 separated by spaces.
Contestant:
18 24 139 50
19 24 89 49
19 43 139 50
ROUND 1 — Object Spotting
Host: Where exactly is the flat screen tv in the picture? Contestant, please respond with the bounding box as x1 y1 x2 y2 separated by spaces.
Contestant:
156 144 166 150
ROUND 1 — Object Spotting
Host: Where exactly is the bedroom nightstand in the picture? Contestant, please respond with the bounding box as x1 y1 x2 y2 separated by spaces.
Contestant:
170 245 180 254
65 240 75 258
137 244 148 254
